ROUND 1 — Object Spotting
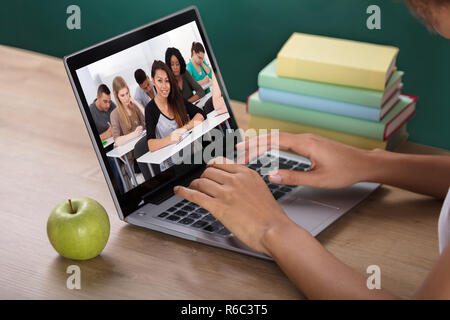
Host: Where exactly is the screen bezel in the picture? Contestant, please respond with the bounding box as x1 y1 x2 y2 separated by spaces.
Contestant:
63 6 239 219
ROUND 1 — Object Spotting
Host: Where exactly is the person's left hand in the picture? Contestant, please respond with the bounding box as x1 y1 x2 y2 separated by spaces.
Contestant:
174 157 294 256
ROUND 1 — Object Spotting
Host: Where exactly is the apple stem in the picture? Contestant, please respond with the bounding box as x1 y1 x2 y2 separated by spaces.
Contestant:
68 199 75 214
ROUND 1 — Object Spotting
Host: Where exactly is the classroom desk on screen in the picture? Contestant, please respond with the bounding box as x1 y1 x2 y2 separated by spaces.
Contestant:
0 45 448 299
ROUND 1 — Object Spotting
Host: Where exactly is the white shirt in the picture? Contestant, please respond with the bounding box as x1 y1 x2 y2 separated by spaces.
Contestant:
438 187 450 254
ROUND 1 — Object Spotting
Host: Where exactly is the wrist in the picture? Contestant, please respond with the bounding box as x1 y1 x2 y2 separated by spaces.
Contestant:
362 148 393 183
261 217 297 257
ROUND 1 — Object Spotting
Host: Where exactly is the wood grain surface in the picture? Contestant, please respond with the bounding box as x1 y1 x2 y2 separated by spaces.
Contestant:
0 45 447 299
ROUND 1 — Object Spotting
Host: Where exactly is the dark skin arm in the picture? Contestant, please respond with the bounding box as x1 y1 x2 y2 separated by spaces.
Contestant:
174 133 450 299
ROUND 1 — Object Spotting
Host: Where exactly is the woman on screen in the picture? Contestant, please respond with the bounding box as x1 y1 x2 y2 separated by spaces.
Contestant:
145 61 205 170
186 42 212 93
110 76 146 188
165 47 205 103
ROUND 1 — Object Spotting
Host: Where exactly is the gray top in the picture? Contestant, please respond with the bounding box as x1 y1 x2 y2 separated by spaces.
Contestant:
89 99 116 134
181 71 205 100
133 86 156 108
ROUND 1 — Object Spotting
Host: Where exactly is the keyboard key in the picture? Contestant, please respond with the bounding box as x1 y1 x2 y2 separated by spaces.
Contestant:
278 157 288 163
166 215 180 221
268 183 278 190
192 220 208 228
174 210 188 217
175 202 184 208
178 218 194 225
210 221 224 229
263 175 270 184
167 207 177 212
203 214 216 222
280 187 293 193
195 208 208 214
204 224 219 233
278 162 294 170
188 212 201 219
273 191 285 200
181 199 189 204
286 160 298 166
158 212 169 218
218 228 231 236
183 205 195 212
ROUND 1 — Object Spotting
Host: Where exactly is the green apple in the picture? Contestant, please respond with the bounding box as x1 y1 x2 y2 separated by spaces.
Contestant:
47 198 110 260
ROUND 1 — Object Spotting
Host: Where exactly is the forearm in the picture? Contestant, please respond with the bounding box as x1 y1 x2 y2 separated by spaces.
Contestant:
262 221 396 299
364 149 450 199
198 77 210 85
201 62 210 75
184 114 204 130
114 132 136 147
148 135 173 152
188 94 200 103
100 130 112 140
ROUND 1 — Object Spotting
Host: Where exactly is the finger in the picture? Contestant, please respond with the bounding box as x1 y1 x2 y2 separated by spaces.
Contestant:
201 166 233 185
189 177 224 198
174 185 219 213
206 156 242 174
268 169 321 187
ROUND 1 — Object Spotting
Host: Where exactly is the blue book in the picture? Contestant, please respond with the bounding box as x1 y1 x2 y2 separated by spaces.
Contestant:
259 86 402 121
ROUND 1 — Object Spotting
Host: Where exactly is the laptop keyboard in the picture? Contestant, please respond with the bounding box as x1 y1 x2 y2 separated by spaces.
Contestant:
155 153 310 237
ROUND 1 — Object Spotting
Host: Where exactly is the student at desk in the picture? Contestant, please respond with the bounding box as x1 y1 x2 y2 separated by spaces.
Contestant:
175 1 450 299
89 84 124 194
133 68 156 107
110 76 146 188
145 61 206 171
165 47 205 103
186 42 212 94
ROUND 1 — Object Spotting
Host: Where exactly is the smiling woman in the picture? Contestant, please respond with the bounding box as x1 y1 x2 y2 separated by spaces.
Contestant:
145 60 206 171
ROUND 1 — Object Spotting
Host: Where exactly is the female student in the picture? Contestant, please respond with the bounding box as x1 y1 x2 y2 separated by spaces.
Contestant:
110 76 146 188
165 47 205 103
186 42 212 93
174 0 450 299
145 60 206 170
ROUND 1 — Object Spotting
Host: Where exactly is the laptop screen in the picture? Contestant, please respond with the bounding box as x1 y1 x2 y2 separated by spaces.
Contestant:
64 7 239 218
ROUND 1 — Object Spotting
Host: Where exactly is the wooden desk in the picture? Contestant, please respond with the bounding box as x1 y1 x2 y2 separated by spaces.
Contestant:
0 45 448 299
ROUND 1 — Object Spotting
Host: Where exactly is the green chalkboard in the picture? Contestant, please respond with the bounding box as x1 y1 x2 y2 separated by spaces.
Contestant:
1 0 449 149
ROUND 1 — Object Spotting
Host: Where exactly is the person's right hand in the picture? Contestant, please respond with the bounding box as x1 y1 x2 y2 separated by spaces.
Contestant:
236 132 376 189
169 127 187 144
134 125 143 137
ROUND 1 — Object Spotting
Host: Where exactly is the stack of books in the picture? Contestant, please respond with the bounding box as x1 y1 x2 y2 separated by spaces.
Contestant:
247 33 417 150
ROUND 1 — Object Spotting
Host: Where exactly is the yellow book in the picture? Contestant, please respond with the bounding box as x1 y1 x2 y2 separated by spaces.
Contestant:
248 114 407 150
277 33 399 91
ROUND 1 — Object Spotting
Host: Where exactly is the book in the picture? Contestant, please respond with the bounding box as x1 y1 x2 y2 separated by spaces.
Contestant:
276 33 399 90
258 85 402 121
258 59 404 108
248 114 408 151
247 91 416 140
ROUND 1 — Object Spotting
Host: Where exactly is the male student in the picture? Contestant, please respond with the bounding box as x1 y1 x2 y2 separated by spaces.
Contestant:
174 0 450 299
89 84 125 194
89 84 116 140
133 69 155 107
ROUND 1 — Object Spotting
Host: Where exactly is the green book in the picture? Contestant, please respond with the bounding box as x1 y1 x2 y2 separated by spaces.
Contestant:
258 59 404 108
247 91 416 141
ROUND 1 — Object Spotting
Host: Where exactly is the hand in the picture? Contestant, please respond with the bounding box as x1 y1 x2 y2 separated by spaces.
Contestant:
134 125 143 137
236 132 373 189
169 127 187 144
174 157 293 256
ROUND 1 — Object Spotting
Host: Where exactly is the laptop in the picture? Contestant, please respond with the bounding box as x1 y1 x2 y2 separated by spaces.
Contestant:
64 6 379 260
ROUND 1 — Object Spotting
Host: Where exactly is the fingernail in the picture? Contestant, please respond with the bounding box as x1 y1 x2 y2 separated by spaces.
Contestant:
269 174 282 183
174 186 180 192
